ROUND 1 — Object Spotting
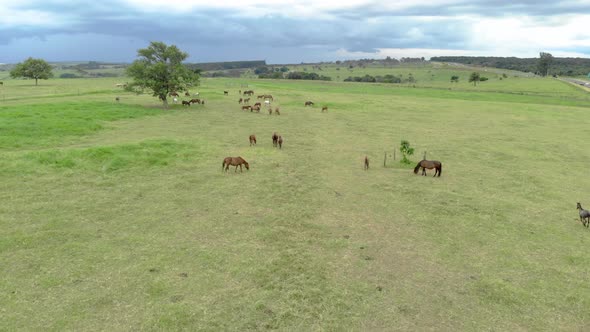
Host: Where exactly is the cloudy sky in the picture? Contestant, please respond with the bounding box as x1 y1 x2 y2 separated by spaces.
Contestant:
1 0 589 64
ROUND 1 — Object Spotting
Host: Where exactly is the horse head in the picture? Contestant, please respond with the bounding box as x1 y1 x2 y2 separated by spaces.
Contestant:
577 202 583 210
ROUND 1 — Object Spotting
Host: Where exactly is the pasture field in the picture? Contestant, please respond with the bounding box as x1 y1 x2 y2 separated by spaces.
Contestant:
1 72 590 331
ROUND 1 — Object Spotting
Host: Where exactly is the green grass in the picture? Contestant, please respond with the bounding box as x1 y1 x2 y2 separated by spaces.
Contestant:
1 69 589 330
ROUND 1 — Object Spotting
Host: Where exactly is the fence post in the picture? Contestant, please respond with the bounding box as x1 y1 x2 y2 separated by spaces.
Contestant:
423 151 427 160
383 152 387 167
393 150 396 161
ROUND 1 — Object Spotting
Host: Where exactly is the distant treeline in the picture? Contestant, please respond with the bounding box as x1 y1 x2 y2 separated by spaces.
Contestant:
186 60 266 71
431 56 590 76
344 74 415 84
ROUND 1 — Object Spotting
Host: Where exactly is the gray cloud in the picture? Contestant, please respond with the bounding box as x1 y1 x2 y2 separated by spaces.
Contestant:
0 0 588 63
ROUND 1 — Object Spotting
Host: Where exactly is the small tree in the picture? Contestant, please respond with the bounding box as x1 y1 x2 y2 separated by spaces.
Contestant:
126 41 199 108
450 75 459 83
469 72 480 86
537 52 553 77
399 140 415 164
10 57 53 85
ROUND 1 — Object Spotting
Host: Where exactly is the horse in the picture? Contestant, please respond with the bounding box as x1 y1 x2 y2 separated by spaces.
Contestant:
268 108 273 115
321 106 328 112
222 156 249 172
170 92 179 97
272 132 279 147
413 160 442 177
252 105 261 112
257 95 265 99
278 136 283 149
253 102 261 107
115 97 120 102
239 98 243 104
242 105 252 111
182 100 191 106
305 101 314 106
190 99 201 104
249 135 257 146
185 91 190 97
577 203 590 227
244 98 250 104
275 107 280 115
364 156 369 170
265 95 273 101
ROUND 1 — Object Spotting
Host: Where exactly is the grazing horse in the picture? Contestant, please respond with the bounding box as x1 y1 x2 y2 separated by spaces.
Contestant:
305 101 314 106
272 132 279 147
242 105 252 111
253 102 261 107
222 156 249 172
265 95 273 101
364 156 369 170
190 98 201 104
239 98 243 104
413 160 442 177
257 95 265 99
244 98 250 104
251 105 261 112
249 134 257 146
577 203 590 227
321 106 328 112
182 100 191 106
224 91 228 95
278 136 283 149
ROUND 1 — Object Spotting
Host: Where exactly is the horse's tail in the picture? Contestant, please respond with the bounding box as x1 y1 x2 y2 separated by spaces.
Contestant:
222 160 225 170
413 162 421 174
438 163 442 176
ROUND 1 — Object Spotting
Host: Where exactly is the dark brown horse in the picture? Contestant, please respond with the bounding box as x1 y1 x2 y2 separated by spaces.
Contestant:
272 132 279 147
364 156 369 170
242 105 251 111
169 92 179 97
414 160 442 177
577 203 590 227
305 101 314 106
239 98 243 104
185 91 190 97
278 136 283 149
222 156 249 172
251 105 261 112
190 98 201 104
182 100 191 106
321 106 328 112
249 134 257 146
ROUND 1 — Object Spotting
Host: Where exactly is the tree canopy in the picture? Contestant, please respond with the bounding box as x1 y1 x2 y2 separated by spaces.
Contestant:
126 41 199 107
469 72 481 86
10 57 53 85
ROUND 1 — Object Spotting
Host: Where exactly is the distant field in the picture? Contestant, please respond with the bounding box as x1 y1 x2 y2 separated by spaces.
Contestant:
1 68 589 330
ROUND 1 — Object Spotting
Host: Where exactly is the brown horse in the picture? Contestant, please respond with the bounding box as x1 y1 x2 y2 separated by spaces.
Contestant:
278 136 283 149
253 102 261 107
185 91 190 97
305 101 314 106
268 108 272 115
239 98 243 104
275 107 280 115
321 106 328 112
251 105 261 112
244 98 250 104
242 105 252 111
222 156 249 172
169 92 179 97
272 132 279 147
413 160 442 177
577 203 590 227
364 156 369 170
182 100 191 106
190 98 201 104
249 134 257 146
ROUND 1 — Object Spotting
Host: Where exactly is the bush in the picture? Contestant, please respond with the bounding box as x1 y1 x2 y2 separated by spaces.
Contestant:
400 140 415 164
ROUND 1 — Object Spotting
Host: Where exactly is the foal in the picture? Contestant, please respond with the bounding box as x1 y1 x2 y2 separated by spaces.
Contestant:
249 134 257 146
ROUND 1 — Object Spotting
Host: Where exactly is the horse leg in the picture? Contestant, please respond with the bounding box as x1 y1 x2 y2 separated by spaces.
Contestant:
240 164 243 172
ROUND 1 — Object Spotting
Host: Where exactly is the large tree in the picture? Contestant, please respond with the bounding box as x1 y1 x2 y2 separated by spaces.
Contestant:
537 52 553 77
10 57 53 86
126 41 199 108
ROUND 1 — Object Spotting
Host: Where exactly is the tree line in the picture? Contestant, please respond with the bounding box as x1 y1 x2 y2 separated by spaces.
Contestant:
431 55 590 76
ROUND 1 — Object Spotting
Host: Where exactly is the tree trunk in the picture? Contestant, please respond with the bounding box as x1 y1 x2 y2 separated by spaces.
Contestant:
162 97 168 109
35 78 38 86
